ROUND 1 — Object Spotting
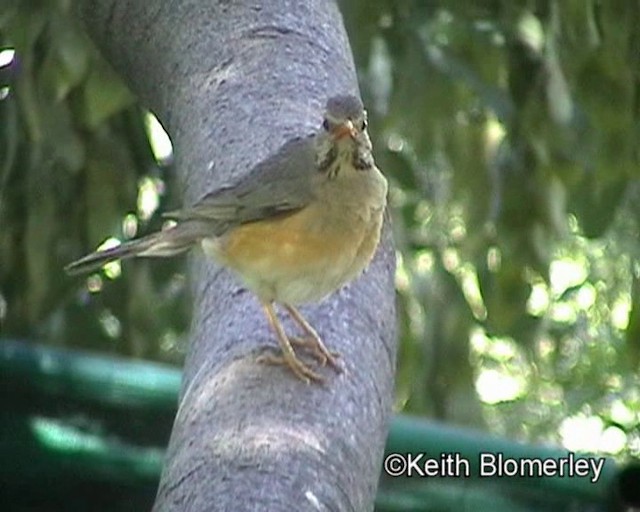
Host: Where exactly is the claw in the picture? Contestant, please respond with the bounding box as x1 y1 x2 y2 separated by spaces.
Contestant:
290 336 341 370
261 302 326 384
257 351 324 384
285 304 342 374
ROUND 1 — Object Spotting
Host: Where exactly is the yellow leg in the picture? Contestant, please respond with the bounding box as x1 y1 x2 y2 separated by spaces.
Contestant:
284 304 342 373
257 302 324 384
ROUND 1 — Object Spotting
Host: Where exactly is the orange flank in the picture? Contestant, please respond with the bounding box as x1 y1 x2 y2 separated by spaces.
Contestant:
218 205 357 279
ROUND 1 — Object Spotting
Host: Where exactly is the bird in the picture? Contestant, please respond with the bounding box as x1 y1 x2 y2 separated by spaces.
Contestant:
65 94 388 383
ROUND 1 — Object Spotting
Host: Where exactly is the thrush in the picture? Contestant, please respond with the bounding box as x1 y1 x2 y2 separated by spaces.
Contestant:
66 95 388 383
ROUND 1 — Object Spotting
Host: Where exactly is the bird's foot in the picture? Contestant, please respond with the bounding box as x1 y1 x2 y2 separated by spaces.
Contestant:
290 336 342 373
257 349 325 384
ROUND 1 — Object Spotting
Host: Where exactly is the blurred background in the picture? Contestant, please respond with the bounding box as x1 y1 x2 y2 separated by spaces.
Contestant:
1 0 639 509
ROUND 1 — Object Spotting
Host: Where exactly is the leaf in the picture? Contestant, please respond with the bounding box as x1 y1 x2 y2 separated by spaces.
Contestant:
571 175 628 238
625 275 640 368
39 13 90 101
79 59 134 129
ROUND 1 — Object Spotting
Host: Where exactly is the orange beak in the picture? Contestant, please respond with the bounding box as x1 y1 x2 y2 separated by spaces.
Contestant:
331 120 356 140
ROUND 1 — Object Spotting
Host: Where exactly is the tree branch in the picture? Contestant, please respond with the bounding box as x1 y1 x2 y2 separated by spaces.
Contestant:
76 0 396 510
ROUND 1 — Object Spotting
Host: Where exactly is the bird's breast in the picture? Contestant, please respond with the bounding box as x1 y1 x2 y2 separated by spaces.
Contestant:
202 167 387 304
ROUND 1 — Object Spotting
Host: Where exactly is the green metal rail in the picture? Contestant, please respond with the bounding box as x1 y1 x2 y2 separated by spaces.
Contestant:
1 339 637 511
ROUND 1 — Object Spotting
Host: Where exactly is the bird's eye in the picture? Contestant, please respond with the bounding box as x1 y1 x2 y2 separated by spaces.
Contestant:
322 118 330 131
360 118 368 131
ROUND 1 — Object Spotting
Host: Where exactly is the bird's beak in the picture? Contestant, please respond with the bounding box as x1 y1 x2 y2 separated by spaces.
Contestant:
331 120 356 140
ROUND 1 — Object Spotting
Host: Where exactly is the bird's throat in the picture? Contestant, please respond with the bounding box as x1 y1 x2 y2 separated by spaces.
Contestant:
317 141 373 178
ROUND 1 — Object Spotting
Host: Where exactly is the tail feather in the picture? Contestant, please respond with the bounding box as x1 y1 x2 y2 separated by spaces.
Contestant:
65 224 202 276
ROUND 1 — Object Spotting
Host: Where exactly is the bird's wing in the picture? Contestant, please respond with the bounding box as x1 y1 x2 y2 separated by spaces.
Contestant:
166 135 318 228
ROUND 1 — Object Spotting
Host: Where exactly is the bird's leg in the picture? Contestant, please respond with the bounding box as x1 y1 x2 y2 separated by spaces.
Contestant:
257 302 324 384
284 304 342 373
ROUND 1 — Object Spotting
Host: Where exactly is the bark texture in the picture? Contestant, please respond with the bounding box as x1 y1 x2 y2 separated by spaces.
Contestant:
76 1 397 510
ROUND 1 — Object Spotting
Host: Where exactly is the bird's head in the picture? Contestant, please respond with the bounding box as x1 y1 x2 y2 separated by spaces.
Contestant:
315 95 374 177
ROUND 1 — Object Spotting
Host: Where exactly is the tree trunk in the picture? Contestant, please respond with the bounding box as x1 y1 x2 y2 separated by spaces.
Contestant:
76 1 397 510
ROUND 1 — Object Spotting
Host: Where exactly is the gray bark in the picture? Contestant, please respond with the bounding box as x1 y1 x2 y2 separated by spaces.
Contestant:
76 1 397 510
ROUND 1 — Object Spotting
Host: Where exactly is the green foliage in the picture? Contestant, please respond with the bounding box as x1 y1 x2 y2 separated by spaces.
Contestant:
342 0 640 458
1 0 639 459
0 0 187 361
